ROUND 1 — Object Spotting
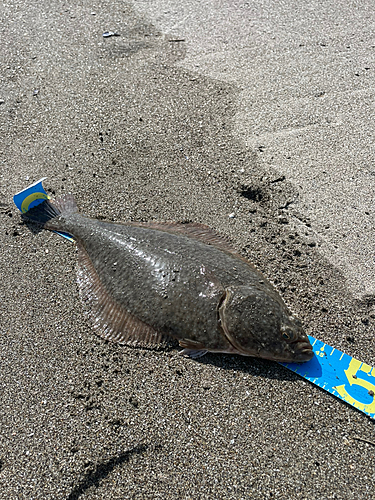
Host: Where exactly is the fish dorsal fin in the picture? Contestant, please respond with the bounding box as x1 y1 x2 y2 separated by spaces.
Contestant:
76 242 171 347
132 221 240 256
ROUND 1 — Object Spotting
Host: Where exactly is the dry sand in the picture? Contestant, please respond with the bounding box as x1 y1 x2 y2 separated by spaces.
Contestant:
134 0 375 299
0 1 374 499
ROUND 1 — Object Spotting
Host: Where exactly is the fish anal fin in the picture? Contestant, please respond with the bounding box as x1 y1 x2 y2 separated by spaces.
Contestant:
77 242 170 347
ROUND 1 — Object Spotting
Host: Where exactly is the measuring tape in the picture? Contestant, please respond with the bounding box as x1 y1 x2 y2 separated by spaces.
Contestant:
281 337 375 418
14 179 375 420
14 178 74 242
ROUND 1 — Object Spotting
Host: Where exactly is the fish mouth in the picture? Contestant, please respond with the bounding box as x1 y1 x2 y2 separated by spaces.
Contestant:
260 340 314 363
290 341 314 362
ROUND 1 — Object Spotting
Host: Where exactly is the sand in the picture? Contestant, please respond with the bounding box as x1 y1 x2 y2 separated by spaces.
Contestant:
0 0 374 498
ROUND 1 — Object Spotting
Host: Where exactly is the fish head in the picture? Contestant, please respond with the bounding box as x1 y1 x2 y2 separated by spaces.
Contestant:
219 285 313 362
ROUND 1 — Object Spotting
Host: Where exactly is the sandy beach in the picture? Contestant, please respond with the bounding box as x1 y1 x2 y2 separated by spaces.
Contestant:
0 0 374 498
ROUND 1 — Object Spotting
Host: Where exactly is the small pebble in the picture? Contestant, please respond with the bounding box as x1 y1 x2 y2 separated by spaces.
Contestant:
228 213 236 219
103 31 120 38
278 215 288 224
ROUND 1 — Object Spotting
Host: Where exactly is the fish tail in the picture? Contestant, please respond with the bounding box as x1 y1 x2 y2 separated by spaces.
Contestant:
22 194 79 231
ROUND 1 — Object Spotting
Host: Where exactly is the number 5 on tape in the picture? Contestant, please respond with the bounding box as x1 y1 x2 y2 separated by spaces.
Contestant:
335 359 375 414
281 336 375 419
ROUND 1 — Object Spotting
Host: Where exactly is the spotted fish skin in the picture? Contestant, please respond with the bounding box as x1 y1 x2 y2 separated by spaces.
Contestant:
70 213 230 351
23 195 313 362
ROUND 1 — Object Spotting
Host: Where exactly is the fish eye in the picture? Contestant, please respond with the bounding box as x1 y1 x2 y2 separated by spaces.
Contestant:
281 327 295 341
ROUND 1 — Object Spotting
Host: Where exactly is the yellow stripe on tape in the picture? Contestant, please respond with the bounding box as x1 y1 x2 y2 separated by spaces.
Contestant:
21 192 49 213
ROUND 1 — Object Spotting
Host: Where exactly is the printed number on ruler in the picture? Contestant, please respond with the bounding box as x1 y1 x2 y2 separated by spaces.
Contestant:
335 359 375 413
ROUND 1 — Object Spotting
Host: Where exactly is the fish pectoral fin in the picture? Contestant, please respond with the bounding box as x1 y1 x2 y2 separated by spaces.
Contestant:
179 348 208 359
77 242 171 347
178 339 208 358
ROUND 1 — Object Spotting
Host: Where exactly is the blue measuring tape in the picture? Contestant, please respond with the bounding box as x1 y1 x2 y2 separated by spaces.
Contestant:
281 337 375 418
14 179 375 420
14 179 74 242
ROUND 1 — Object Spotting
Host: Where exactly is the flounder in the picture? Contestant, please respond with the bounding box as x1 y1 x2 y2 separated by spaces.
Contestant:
23 195 313 362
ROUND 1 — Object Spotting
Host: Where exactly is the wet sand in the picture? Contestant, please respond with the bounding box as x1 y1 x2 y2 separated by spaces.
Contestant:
0 1 374 499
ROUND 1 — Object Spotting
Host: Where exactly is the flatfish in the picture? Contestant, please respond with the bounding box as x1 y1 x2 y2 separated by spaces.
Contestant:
23 194 313 362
